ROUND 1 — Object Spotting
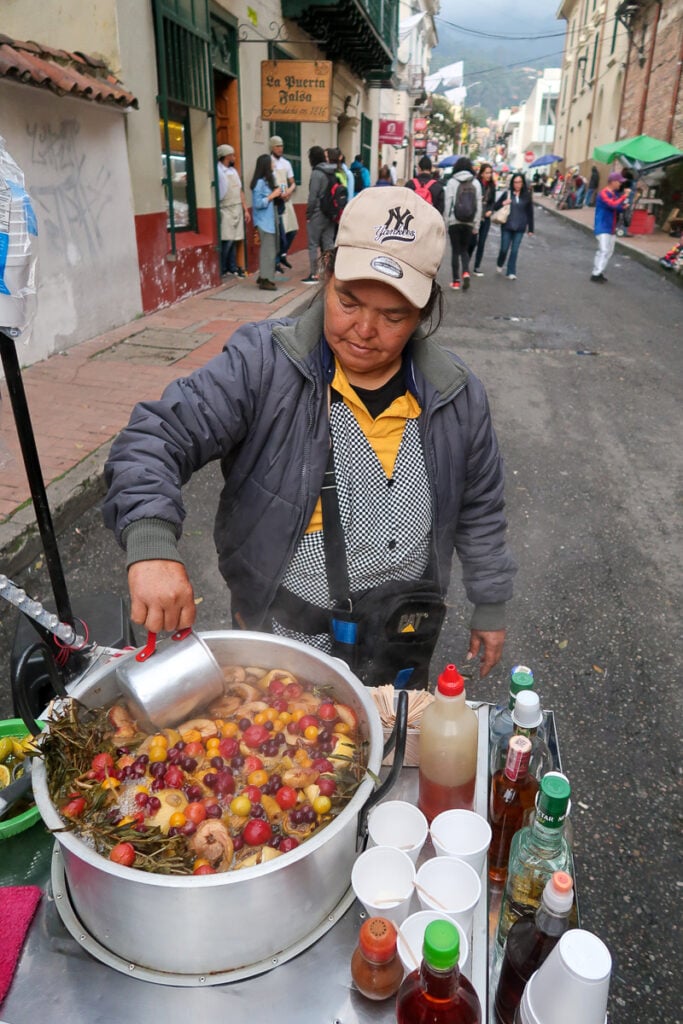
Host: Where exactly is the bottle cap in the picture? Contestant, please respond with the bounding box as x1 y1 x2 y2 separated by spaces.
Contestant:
543 871 574 913
510 664 534 694
512 690 543 729
423 919 460 971
437 664 464 697
358 917 398 963
536 772 571 828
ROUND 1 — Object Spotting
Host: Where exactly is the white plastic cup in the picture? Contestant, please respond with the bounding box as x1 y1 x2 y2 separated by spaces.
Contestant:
351 845 416 926
414 856 482 935
520 929 612 1024
430 809 493 875
367 801 429 864
397 911 469 977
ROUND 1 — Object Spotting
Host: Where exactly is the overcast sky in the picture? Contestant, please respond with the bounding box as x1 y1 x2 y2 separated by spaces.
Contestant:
433 0 563 65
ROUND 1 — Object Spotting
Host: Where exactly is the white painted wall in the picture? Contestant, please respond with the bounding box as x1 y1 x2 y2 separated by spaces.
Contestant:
0 81 142 366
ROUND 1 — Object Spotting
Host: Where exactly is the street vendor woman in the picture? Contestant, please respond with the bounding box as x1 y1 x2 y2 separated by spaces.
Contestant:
102 187 517 687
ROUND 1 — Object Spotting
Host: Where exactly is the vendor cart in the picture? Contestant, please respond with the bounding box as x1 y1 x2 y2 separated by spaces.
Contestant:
0 699 566 1024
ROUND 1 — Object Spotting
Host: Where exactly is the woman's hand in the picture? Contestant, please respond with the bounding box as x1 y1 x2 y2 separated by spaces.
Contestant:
467 628 506 677
128 560 196 634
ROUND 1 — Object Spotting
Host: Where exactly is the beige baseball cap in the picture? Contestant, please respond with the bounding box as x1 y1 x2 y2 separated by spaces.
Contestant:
217 144 234 158
334 186 445 308
269 135 284 148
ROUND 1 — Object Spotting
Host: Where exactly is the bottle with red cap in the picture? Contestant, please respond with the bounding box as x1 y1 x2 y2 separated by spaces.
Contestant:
418 664 479 822
350 916 404 1000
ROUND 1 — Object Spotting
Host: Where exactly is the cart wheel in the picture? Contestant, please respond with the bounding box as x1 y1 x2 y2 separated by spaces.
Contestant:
616 228 625 237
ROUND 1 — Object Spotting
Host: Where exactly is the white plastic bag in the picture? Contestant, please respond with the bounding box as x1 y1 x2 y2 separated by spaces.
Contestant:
0 136 38 340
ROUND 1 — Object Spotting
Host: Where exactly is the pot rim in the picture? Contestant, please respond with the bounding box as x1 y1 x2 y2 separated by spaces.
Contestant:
32 631 383 887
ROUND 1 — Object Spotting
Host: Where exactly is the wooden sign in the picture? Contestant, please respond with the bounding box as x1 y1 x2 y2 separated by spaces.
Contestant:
261 60 332 123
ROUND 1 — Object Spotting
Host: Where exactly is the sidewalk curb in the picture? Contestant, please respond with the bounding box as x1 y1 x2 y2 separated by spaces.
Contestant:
0 291 314 575
535 200 683 289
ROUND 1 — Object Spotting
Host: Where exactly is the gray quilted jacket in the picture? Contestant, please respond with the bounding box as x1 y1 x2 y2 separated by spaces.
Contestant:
102 299 516 629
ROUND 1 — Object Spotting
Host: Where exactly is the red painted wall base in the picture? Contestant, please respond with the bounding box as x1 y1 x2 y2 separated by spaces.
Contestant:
134 207 221 312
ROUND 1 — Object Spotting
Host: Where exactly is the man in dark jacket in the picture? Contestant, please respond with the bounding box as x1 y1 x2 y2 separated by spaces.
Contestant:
405 156 445 213
103 187 516 684
303 145 337 283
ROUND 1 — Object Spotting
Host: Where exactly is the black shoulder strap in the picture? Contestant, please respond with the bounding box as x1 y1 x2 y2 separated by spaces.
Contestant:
321 390 351 607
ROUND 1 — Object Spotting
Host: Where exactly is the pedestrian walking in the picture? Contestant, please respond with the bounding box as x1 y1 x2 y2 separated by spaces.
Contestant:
494 173 534 281
591 172 629 283
102 186 516 686
444 157 482 291
249 154 280 291
269 135 298 273
405 156 445 213
375 165 393 186
216 144 250 277
469 162 496 276
350 154 371 193
303 145 338 284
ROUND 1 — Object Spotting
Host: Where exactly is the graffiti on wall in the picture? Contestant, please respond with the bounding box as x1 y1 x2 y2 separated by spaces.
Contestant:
25 119 113 263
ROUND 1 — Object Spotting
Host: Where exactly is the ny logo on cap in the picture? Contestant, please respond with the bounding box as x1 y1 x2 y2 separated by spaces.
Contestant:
375 206 416 244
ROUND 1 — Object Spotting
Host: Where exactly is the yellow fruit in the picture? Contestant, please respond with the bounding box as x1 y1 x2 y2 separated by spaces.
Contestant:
313 795 332 815
0 764 11 789
148 745 167 763
169 811 187 828
221 721 239 737
11 740 26 760
101 777 120 790
0 738 13 763
230 795 251 817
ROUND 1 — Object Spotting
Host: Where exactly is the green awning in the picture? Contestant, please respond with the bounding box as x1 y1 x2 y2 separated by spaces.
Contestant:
593 135 683 166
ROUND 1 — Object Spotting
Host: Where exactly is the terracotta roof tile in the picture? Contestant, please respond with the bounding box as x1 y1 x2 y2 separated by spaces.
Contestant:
0 35 138 109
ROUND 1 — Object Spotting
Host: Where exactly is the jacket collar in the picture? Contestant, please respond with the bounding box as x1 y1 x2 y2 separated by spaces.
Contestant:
271 295 468 402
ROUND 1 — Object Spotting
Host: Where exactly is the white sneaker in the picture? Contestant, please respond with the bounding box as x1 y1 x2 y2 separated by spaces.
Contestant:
473 270 484 277
506 274 517 280
496 266 503 274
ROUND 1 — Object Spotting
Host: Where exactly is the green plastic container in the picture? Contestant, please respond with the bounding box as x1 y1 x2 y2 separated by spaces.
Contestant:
0 718 41 840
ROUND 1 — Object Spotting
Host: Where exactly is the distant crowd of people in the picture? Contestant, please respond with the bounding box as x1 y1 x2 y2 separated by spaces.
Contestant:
217 143 636 290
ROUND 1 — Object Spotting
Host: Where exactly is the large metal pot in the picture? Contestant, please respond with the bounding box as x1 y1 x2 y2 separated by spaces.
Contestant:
32 632 404 979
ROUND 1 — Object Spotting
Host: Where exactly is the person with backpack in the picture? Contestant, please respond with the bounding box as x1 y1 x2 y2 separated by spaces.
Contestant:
468 162 496 277
493 172 534 281
405 155 445 213
444 157 482 291
350 154 371 194
304 145 339 283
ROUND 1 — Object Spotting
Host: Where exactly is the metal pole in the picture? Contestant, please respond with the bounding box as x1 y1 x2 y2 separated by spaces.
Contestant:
0 330 74 626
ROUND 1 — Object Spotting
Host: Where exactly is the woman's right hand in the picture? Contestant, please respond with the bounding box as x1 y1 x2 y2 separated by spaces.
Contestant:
128 560 196 634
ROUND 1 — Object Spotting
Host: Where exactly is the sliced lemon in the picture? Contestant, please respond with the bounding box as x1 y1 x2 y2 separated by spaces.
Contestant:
0 764 11 789
11 739 26 761
0 737 13 763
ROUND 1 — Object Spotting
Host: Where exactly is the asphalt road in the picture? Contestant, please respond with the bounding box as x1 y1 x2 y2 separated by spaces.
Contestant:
1 207 681 1022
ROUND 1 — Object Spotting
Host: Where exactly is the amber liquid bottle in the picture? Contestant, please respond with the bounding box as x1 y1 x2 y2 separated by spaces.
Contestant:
418 664 478 822
489 735 539 884
396 920 481 1024
494 872 574 1024
350 917 404 1001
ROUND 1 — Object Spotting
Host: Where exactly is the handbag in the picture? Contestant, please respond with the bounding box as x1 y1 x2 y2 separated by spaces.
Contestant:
492 201 510 225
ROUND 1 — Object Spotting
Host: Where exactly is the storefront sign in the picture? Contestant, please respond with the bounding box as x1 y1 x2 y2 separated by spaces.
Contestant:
413 117 428 132
379 119 405 145
413 136 427 151
261 60 332 122
524 150 536 163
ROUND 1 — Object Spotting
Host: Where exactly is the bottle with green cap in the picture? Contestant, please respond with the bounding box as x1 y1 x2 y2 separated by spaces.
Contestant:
495 772 574 956
489 665 541 775
396 919 482 1022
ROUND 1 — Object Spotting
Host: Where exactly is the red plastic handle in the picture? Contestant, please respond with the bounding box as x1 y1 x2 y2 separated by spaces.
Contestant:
172 627 192 642
135 631 158 662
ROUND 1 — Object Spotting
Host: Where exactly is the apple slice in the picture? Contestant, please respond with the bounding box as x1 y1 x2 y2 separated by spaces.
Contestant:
334 703 358 729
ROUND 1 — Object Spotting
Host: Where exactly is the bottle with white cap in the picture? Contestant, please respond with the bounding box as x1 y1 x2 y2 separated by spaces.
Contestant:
491 690 551 780
513 929 612 1024
494 871 575 1024
489 665 538 774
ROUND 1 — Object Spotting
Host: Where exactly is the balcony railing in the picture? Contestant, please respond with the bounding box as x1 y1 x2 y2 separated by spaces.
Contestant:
281 0 398 78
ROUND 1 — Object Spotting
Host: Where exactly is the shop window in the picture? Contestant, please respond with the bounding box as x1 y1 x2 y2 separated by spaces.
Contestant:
610 15 619 55
160 105 197 231
590 33 599 80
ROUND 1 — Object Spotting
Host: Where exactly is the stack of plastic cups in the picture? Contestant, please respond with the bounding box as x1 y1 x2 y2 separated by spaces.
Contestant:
517 929 612 1023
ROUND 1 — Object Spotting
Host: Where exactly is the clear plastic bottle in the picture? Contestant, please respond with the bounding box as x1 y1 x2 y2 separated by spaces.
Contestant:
350 916 404 1000
396 919 482 1023
488 735 539 884
489 665 535 775
495 772 573 956
418 664 478 821
492 691 552 782
494 871 574 1024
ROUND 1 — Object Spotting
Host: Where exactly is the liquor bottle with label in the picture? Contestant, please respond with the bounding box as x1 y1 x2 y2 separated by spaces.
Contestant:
489 665 535 775
396 919 482 1023
488 735 539 885
418 664 478 821
494 871 574 1024
491 690 551 781
495 772 572 956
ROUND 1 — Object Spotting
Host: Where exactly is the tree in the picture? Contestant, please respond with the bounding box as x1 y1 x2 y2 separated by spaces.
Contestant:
427 95 458 153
